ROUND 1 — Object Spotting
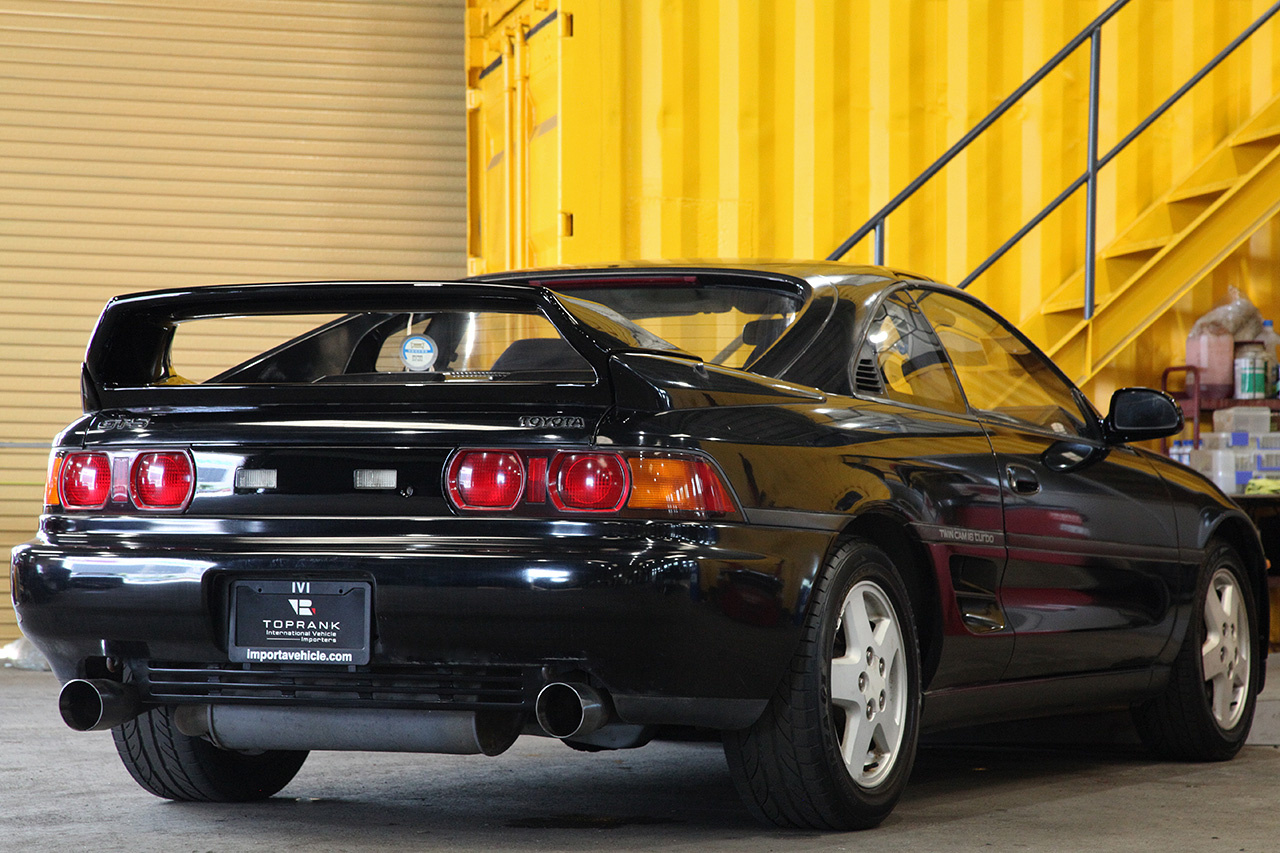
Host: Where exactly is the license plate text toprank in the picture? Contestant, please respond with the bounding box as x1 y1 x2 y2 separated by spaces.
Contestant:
262 620 341 631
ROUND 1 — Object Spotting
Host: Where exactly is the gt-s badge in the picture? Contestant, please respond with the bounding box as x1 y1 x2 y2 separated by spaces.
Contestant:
97 416 151 430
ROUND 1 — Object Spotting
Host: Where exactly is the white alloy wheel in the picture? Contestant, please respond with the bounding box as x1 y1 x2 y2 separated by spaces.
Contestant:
1202 566 1251 730
723 538 921 829
830 579 907 788
1131 539 1258 762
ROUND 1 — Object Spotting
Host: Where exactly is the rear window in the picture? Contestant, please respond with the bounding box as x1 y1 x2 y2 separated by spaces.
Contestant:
541 280 802 368
165 308 595 386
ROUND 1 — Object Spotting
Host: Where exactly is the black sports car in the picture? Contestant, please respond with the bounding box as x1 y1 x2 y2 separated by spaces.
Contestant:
10 262 1266 829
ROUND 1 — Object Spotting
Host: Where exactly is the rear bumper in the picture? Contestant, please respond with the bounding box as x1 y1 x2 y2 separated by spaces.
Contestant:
11 518 830 729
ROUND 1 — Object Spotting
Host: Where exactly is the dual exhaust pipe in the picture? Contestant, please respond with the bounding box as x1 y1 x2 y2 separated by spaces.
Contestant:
59 676 612 744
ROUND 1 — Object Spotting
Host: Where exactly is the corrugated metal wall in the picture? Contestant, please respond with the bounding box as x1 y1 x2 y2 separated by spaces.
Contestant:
0 0 466 643
466 0 1280 404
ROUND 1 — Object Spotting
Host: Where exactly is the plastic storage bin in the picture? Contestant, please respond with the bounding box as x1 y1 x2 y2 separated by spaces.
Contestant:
1212 406 1273 434
1189 447 1255 494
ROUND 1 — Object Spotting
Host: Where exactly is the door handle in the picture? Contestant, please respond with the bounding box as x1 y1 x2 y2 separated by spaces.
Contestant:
1005 464 1041 495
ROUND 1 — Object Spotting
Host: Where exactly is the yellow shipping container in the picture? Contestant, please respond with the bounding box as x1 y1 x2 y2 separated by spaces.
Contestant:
466 0 1280 405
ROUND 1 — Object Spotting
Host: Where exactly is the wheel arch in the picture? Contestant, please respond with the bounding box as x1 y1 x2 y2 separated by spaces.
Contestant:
832 509 945 690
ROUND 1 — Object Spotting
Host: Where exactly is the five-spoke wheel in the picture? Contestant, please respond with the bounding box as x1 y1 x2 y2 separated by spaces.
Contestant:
724 538 921 830
1201 566 1251 731
1133 539 1259 761
830 580 908 789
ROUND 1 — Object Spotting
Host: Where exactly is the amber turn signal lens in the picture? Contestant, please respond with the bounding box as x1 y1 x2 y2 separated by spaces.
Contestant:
44 452 64 508
626 457 735 515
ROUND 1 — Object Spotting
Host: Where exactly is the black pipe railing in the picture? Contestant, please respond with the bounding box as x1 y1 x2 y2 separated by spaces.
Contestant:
829 0 1280 320
825 0 1129 267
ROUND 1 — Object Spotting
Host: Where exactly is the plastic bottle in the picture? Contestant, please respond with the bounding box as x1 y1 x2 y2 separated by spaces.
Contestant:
1186 331 1234 399
1262 319 1280 397
1235 341 1267 399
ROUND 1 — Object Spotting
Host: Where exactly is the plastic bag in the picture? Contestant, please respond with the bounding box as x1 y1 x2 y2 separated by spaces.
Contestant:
1188 286 1264 341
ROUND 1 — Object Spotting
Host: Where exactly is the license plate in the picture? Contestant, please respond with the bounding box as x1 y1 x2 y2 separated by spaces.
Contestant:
229 580 371 665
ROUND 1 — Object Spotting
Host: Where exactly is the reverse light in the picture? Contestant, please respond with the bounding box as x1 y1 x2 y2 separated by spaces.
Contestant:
131 451 195 510
58 452 110 510
448 450 525 510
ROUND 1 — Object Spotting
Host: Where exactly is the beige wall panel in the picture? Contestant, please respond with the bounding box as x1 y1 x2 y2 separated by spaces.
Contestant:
0 0 465 642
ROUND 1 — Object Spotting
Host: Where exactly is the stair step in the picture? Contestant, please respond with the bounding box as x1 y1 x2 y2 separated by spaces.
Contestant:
1037 246 1155 316
1233 123 1280 146
1102 238 1165 259
1016 310 1082 351
1042 294 1084 314
1167 179 1233 203
1230 90 1280 144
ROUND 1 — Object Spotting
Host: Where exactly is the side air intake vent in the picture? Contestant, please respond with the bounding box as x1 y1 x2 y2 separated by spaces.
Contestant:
853 358 884 395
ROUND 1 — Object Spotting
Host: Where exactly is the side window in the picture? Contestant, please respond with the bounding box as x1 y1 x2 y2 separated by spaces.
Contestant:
853 293 967 414
914 290 1092 437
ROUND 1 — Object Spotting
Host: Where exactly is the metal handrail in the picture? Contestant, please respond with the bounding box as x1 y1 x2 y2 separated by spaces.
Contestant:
825 0 1129 267
829 0 1280 320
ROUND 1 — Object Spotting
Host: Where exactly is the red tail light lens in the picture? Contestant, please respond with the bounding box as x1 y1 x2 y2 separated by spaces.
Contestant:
448 450 525 510
549 452 629 512
444 447 737 518
131 452 194 510
58 452 110 509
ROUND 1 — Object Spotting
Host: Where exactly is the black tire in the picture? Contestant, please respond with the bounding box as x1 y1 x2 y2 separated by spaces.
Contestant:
723 538 922 830
1132 539 1260 761
113 706 308 802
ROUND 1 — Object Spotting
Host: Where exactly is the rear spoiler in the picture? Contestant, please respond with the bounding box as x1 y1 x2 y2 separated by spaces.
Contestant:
80 281 698 412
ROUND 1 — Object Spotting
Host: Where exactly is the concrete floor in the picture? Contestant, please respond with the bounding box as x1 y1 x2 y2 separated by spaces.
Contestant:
4 665 1280 852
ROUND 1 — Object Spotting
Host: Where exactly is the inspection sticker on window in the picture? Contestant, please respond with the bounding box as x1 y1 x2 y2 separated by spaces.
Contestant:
401 335 438 372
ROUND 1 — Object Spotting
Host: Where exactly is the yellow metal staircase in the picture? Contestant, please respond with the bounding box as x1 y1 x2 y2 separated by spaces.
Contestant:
830 0 1280 396
1021 90 1280 386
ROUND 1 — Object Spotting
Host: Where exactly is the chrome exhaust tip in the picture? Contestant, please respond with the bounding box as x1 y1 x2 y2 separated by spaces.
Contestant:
58 679 141 732
535 682 609 739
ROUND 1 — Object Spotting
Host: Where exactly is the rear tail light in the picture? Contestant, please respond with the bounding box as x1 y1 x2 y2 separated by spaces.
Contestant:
47 449 196 512
44 452 65 508
448 450 525 510
445 448 737 518
549 453 629 512
626 457 736 514
58 452 111 509
131 452 195 510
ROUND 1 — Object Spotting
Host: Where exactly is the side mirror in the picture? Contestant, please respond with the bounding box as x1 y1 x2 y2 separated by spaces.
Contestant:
1104 387 1184 444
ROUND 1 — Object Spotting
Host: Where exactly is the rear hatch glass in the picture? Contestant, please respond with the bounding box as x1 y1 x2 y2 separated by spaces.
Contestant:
167 308 596 386
536 278 803 369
